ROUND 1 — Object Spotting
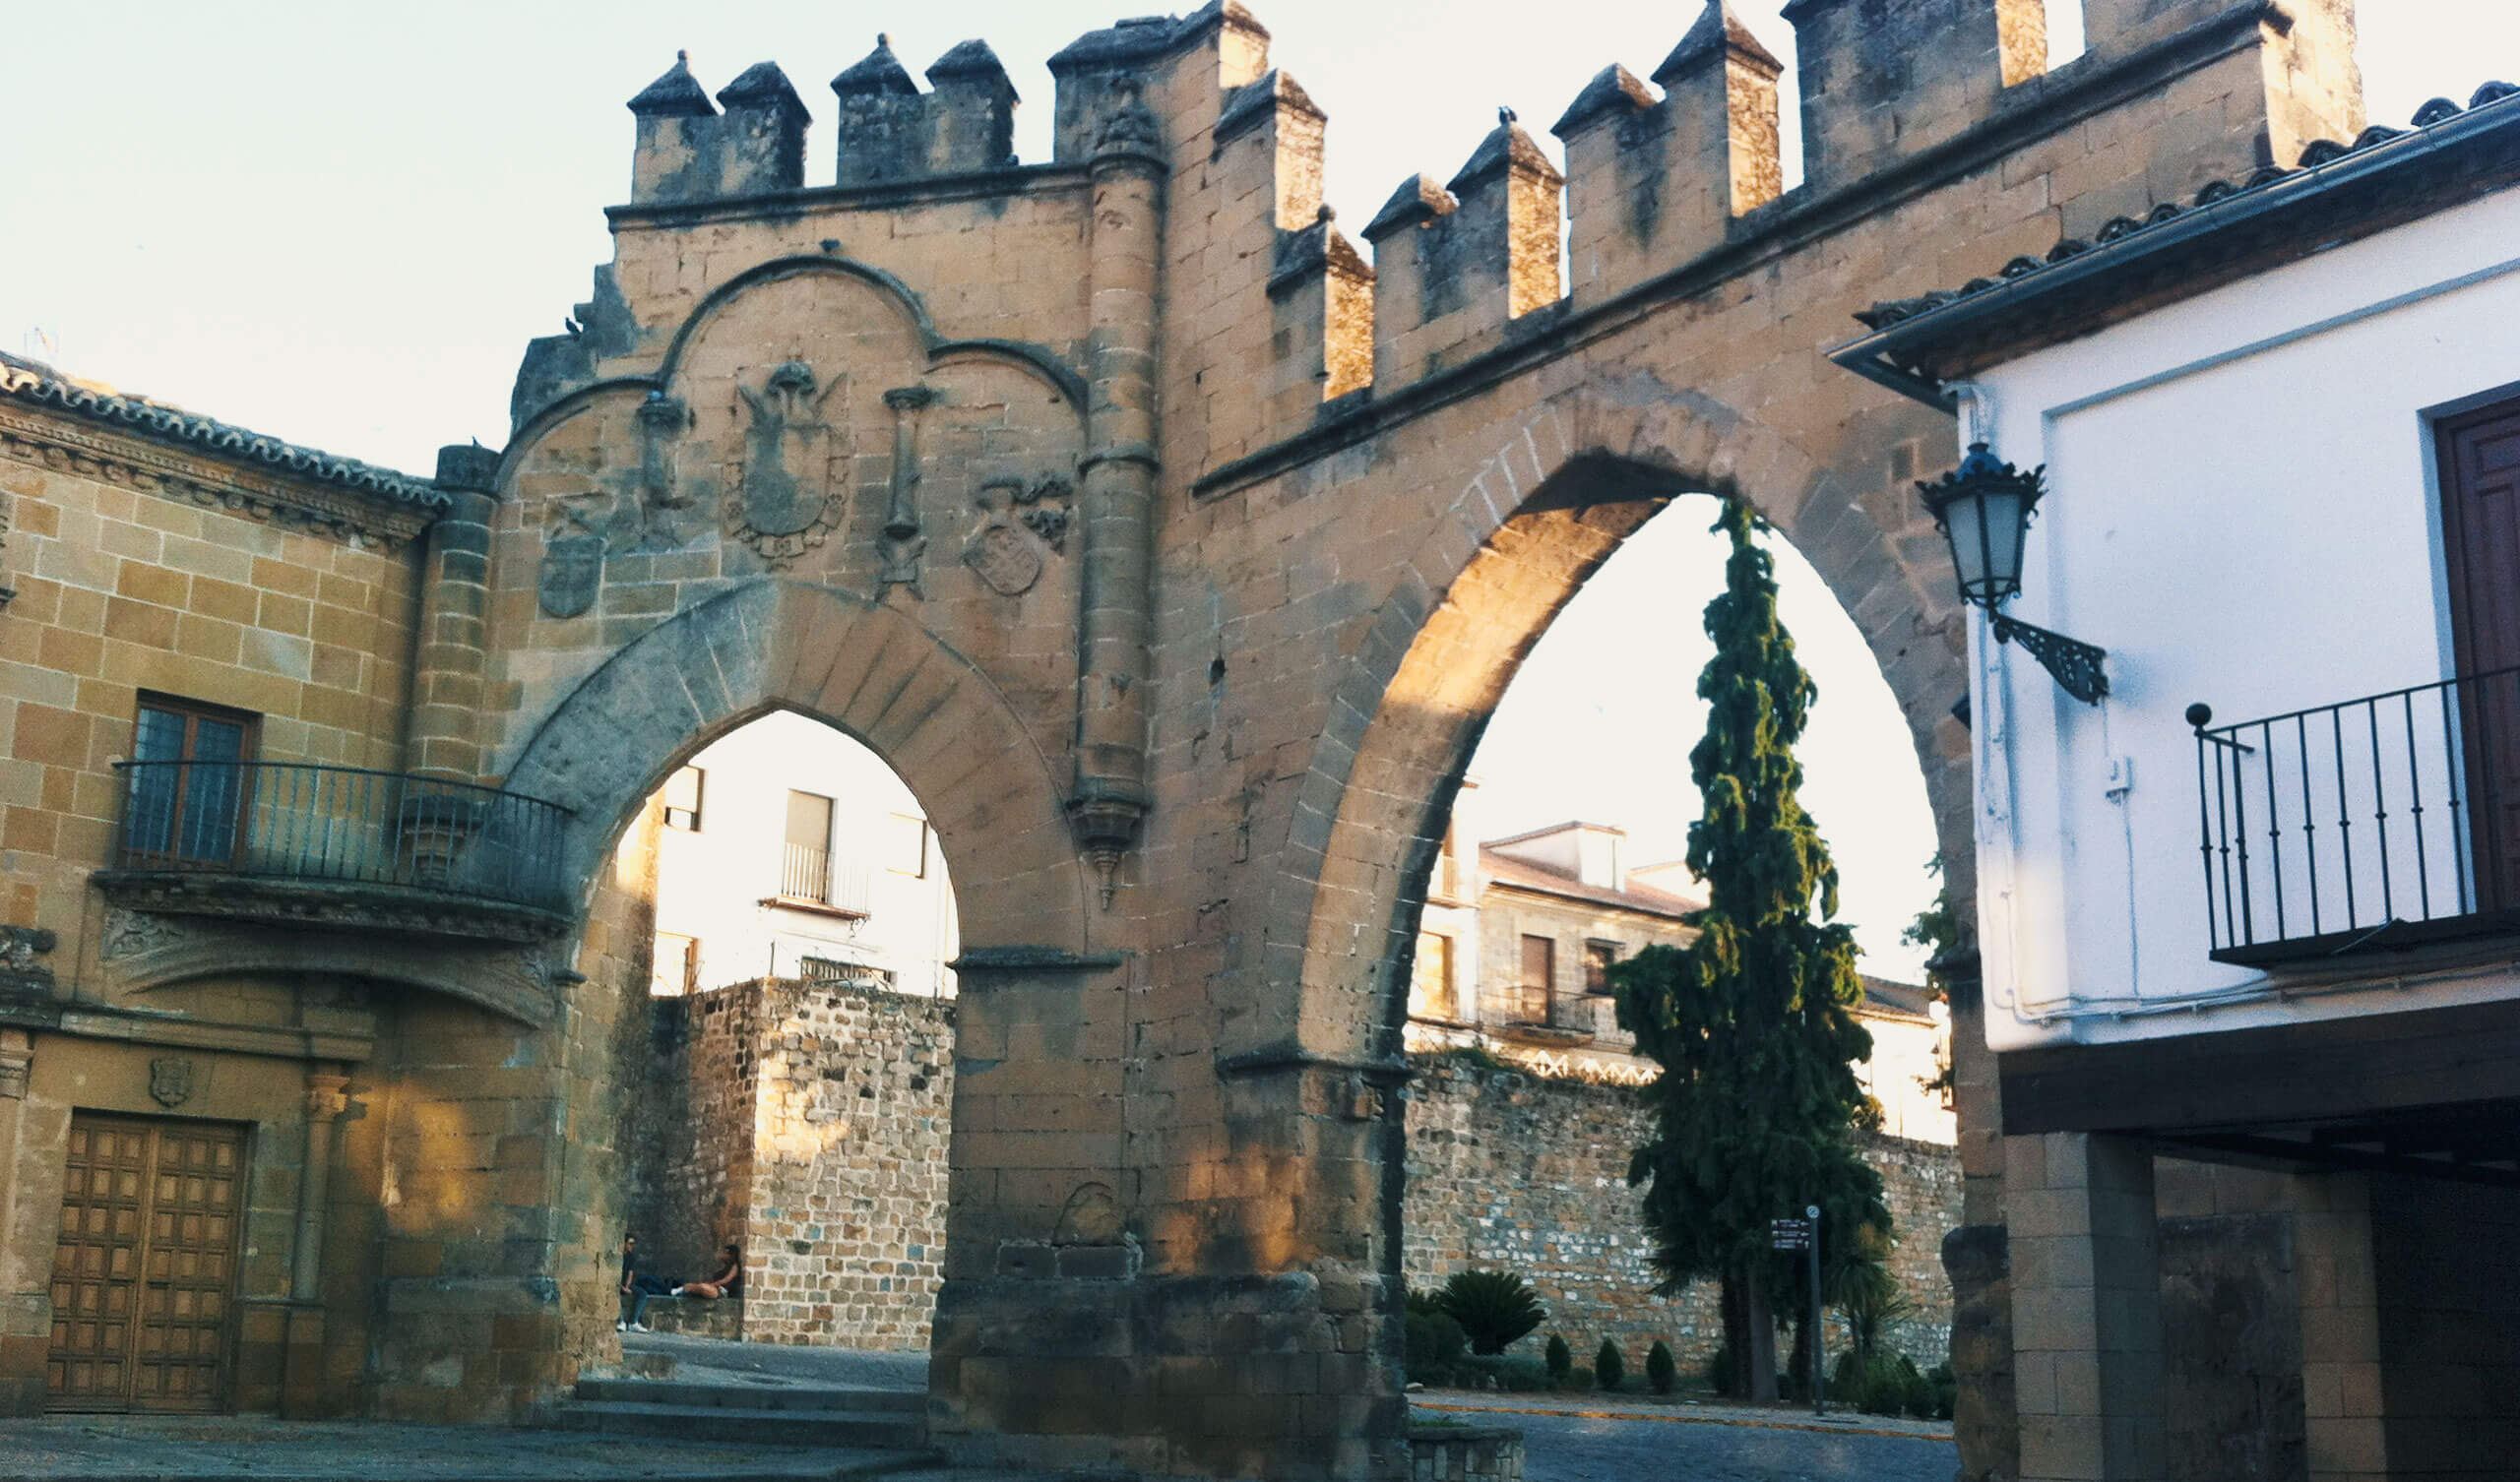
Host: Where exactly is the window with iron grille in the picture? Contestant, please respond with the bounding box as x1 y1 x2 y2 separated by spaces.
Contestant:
799 957 894 991
125 694 258 865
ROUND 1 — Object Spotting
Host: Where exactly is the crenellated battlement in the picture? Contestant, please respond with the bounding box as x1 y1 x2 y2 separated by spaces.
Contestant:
565 0 2369 472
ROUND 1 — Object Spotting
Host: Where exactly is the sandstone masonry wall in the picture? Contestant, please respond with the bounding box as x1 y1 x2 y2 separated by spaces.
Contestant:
637 978 953 1349
1403 1055 1960 1373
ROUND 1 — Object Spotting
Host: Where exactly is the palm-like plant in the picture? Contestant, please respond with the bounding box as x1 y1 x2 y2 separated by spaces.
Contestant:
1436 1269 1546 1355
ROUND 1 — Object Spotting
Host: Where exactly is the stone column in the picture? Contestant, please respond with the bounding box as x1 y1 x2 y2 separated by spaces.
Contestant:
1067 80 1165 905
1936 945 2019 1482
2293 1171 2387 1482
281 1069 348 1418
405 447 500 780
2010 1132 2167 1482
0 1029 41 1416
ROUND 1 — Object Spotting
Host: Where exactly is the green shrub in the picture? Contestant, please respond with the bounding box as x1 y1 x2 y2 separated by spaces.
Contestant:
1924 1362 1958 1421
1493 1355 1551 1391
1830 1349 1924 1416
1405 1308 1469 1386
1435 1269 1546 1356
1703 1338 1735 1396
1544 1334 1572 1382
1646 1340 1677 1394
1595 1339 1625 1390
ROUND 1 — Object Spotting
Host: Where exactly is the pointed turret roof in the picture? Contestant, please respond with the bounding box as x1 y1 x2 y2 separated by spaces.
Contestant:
1361 173 1458 240
719 60 808 119
1447 107 1563 194
1550 64 1658 139
1653 0 1783 85
628 51 717 118
927 38 1018 99
832 34 917 96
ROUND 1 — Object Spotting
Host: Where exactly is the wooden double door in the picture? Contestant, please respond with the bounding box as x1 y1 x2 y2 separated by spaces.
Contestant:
46 1113 245 1412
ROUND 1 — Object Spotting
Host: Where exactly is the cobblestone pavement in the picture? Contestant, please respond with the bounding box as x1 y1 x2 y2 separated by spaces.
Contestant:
1417 1393 1958 1482
0 1415 914 1481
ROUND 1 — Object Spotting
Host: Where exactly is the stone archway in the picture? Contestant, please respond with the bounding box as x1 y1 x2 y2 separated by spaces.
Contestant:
1281 381 1972 1080
503 578 1095 957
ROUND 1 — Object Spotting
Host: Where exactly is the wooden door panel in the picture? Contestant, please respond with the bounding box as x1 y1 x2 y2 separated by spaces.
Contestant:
2439 398 2520 911
45 1114 242 1413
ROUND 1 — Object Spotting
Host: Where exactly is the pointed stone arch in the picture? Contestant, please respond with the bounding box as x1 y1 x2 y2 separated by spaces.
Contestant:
1276 379 1973 1068
504 579 1094 957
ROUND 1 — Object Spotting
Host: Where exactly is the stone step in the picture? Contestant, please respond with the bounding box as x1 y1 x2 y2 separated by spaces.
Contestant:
573 1376 925 1412
538 1399 927 1450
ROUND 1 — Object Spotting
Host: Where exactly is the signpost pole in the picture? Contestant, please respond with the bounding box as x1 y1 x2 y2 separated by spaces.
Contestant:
1808 1204 1824 1417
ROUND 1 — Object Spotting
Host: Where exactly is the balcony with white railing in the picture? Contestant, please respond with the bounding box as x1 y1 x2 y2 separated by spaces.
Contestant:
768 843 872 919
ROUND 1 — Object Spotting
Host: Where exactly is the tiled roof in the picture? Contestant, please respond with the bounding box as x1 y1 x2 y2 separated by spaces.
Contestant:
0 351 444 510
1856 976 1937 1023
1849 81 2518 337
1478 847 1704 920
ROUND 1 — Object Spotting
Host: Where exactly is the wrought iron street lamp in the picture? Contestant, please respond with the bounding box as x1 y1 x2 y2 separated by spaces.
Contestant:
1919 443 2109 705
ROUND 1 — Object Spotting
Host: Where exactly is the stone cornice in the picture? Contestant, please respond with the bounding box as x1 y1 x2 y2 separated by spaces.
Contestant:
0 356 442 549
0 403 432 549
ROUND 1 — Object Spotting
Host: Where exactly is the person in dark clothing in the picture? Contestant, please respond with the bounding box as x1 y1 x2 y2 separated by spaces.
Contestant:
672 1242 744 1301
617 1234 673 1332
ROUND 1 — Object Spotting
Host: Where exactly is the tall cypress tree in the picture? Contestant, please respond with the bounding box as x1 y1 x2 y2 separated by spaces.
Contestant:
1611 497 1889 1401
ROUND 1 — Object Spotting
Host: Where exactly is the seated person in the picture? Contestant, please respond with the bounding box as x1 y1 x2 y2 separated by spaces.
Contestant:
617 1234 673 1332
673 1242 745 1301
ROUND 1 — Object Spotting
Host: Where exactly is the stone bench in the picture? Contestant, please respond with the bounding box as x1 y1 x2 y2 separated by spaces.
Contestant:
640 1295 744 1340
1409 1422 1523 1482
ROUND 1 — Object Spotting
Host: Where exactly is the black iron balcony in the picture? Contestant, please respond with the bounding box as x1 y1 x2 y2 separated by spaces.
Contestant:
2190 666 2520 966
96 761 575 943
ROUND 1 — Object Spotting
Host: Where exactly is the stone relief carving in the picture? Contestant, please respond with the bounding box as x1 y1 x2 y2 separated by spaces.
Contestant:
0 1036 29 1100
635 390 691 519
877 385 939 598
0 923 55 996
101 907 180 961
726 361 850 565
537 499 605 619
962 473 1074 596
149 1056 195 1108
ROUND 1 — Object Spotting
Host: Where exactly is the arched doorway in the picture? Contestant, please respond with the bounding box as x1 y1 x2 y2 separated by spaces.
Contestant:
617 709 961 1351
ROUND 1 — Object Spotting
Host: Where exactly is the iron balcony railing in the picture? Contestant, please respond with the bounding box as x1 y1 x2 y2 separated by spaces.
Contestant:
111 760 574 915
2190 665 2520 964
774 843 871 916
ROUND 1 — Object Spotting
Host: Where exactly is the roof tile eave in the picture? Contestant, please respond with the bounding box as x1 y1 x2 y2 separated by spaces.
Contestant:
0 352 445 511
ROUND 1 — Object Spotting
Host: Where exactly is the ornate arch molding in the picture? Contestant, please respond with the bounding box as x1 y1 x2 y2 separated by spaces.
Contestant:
503 580 1093 957
1271 379 1971 1067
657 256 1089 409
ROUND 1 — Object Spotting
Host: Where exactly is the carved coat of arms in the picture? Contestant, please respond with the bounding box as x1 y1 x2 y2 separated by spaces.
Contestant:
149 1057 194 1108
538 536 604 618
962 474 1074 597
725 361 849 564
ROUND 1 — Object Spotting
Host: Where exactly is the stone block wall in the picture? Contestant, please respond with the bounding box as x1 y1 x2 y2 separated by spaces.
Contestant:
633 977 952 1349
1403 1054 1961 1374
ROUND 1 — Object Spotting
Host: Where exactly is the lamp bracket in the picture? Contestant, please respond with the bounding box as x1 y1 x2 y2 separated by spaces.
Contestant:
1989 610 2109 705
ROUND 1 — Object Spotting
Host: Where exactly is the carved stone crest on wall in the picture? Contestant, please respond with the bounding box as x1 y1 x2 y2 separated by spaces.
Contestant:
537 501 606 619
725 361 849 565
149 1057 195 1108
962 474 1073 596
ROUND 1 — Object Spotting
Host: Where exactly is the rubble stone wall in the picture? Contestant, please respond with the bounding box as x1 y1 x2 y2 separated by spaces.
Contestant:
1402 1054 1961 1373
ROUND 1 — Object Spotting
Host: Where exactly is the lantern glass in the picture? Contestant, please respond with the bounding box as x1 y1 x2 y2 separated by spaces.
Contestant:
1924 443 2042 609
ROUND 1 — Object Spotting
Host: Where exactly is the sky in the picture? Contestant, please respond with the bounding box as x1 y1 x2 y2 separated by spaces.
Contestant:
8 2 2512 980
